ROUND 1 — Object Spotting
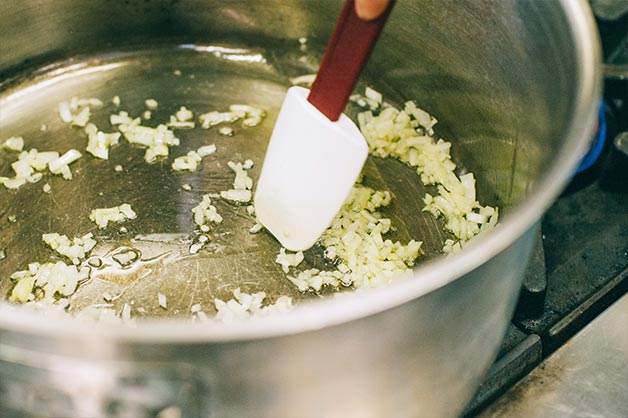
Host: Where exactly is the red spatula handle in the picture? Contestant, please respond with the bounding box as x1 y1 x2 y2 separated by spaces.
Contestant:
307 0 394 122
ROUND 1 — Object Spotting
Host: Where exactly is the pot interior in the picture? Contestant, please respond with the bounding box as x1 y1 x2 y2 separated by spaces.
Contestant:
0 0 588 320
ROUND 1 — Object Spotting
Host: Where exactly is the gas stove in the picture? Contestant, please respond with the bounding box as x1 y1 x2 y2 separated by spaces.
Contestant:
466 6 628 416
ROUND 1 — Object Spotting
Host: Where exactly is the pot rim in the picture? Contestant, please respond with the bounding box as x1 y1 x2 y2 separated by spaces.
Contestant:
0 0 601 344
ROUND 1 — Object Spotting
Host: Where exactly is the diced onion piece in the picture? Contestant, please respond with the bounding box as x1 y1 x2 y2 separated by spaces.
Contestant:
220 189 251 203
58 102 73 123
242 159 253 170
213 288 293 321
167 115 195 129
191 195 223 230
227 160 253 190
114 119 180 163
49 149 82 179
158 292 167 309
145 99 158 110
199 104 265 129
1 149 60 190
365 86 383 106
85 123 121 160
9 261 90 304
110 111 134 126
71 107 91 127
2 136 24 152
197 144 216 157
89 203 137 229
218 127 234 136
199 111 239 128
42 232 97 264
175 106 193 121
172 151 202 171
275 248 304 273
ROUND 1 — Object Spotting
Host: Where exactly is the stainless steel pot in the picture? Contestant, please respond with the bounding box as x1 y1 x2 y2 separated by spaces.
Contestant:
0 1 600 417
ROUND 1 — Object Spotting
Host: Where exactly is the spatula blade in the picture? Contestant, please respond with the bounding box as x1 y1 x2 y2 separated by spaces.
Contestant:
254 86 368 251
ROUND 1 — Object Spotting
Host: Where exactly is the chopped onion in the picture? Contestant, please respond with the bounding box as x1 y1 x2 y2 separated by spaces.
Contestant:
357 89 498 251
191 195 223 230
2 136 24 152
242 159 254 170
48 149 82 180
145 99 158 110
275 248 304 273
172 151 202 171
175 106 193 121
42 232 97 265
213 288 293 321
1 149 60 190
158 292 167 309
9 261 90 304
58 97 102 127
286 185 422 291
199 104 265 129
166 106 195 129
197 144 216 157
218 127 234 136
220 189 252 203
219 160 254 203
365 86 383 106
89 203 137 229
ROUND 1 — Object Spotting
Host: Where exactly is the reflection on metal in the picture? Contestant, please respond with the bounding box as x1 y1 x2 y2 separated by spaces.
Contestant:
179 44 268 63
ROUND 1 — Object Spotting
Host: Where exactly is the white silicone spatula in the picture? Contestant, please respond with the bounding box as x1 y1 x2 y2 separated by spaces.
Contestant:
254 0 394 251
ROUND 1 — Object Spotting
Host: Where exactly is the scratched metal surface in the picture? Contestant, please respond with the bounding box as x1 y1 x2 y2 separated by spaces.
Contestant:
0 45 447 318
